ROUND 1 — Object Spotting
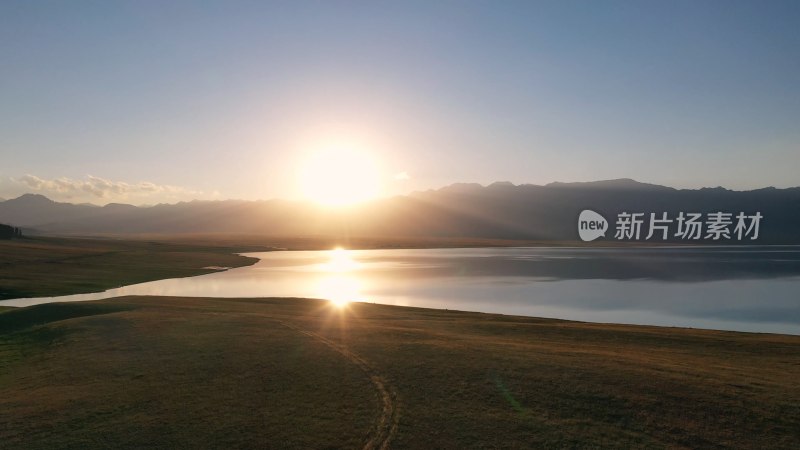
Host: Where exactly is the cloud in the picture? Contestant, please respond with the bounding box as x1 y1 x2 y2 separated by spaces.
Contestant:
394 171 410 181
10 174 203 204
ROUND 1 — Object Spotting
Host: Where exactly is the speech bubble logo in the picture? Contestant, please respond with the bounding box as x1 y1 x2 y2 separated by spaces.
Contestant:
578 210 608 241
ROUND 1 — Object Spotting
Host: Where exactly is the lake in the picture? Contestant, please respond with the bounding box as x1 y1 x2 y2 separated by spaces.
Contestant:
3 246 800 335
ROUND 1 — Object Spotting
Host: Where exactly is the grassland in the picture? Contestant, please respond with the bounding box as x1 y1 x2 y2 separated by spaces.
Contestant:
0 236 265 300
2 296 798 449
3 236 798 448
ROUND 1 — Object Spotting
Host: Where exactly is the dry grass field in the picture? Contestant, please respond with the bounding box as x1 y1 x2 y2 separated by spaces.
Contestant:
2 297 798 449
0 237 263 300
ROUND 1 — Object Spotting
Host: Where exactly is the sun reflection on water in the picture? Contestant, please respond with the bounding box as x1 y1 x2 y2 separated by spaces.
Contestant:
323 247 360 272
317 248 364 307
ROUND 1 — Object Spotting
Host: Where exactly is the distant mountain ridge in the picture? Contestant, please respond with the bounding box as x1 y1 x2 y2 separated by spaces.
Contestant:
2 179 799 243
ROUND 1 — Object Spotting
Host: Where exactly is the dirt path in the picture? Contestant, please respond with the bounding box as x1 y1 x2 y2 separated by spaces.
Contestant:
278 321 399 450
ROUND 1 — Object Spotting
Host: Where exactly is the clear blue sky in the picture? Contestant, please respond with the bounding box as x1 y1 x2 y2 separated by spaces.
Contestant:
1 0 798 204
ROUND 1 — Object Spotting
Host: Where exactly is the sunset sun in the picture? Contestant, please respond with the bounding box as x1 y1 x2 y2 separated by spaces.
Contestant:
298 147 382 206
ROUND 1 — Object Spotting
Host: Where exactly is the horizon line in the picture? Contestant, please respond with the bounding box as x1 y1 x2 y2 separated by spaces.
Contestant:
3 177 798 208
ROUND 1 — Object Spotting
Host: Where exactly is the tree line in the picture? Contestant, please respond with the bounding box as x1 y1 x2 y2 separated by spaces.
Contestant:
0 224 22 239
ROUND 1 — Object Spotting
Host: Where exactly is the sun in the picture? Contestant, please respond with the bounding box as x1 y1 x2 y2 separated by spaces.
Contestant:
298 147 382 206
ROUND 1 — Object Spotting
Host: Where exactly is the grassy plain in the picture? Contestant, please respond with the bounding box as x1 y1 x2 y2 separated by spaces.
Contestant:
1 297 798 449
0 236 264 300
2 236 797 448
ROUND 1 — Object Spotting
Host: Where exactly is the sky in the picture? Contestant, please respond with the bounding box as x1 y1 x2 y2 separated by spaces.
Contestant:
1 0 799 205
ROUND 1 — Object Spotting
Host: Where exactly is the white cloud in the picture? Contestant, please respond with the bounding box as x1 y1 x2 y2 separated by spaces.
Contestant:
6 174 204 205
394 171 410 181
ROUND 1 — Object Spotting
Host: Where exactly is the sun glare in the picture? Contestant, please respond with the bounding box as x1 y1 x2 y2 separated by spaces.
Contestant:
298 147 382 206
317 248 363 307
317 276 361 308
324 247 360 272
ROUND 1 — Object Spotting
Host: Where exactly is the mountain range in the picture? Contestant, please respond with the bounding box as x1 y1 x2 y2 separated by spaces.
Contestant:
2 179 799 243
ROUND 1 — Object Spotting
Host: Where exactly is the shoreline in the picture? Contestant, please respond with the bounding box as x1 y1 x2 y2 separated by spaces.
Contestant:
3 242 800 337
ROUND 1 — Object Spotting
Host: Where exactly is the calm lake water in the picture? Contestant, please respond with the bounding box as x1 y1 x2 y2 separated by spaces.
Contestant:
3 246 800 335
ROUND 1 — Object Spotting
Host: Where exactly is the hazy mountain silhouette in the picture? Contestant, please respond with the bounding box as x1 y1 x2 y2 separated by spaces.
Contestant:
2 179 799 243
